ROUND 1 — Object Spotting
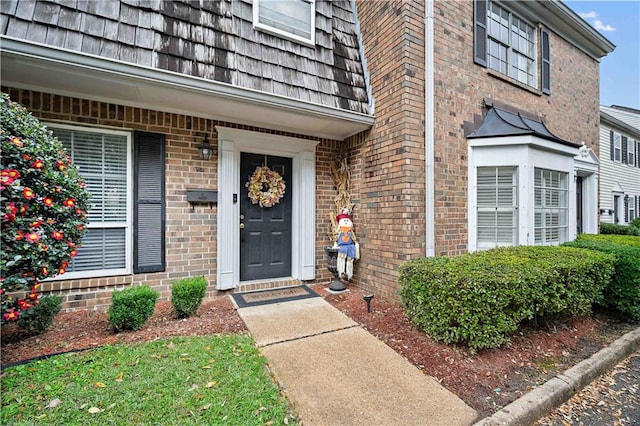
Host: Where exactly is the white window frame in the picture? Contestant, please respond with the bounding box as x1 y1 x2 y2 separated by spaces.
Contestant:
468 135 579 251
628 139 635 165
628 197 636 222
47 123 133 280
613 132 622 162
534 168 569 245
486 1 537 87
253 0 316 46
476 166 519 249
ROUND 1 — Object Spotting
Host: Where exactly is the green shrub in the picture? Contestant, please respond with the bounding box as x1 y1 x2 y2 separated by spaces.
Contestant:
630 217 640 229
108 285 159 332
573 233 640 248
16 295 62 333
171 276 207 318
600 222 640 236
565 234 640 321
399 246 614 352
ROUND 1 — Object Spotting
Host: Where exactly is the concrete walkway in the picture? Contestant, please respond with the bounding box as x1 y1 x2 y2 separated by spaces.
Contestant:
236 297 478 426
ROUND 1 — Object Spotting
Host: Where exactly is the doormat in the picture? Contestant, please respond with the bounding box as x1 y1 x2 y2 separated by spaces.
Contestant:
232 285 319 308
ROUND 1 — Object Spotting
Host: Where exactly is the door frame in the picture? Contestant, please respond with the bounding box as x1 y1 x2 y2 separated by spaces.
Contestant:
215 126 318 290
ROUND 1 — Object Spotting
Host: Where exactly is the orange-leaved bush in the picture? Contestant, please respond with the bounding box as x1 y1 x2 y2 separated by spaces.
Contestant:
1 93 90 326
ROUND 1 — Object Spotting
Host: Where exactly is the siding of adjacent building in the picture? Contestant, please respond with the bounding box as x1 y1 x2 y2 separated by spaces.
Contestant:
599 107 640 224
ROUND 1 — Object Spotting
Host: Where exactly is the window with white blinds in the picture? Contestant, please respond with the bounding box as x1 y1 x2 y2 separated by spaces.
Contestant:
534 168 568 245
477 166 518 248
53 127 130 276
254 0 315 44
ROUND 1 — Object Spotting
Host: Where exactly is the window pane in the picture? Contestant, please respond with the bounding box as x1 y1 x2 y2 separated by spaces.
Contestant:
486 1 536 88
477 167 517 247
534 168 568 245
56 129 128 223
53 126 129 275
258 0 312 40
66 228 126 272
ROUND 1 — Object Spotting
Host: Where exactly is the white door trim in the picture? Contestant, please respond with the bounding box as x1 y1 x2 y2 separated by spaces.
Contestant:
215 126 318 290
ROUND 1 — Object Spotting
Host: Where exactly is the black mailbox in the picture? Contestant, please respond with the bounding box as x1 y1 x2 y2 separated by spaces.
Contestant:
186 190 217 208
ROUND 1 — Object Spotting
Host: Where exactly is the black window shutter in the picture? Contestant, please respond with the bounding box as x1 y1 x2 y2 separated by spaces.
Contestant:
636 141 640 167
622 136 628 164
474 0 488 67
541 28 551 95
610 131 614 161
133 131 166 273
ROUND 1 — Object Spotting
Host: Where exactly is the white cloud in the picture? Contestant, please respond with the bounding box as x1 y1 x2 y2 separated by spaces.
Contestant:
579 11 598 19
576 10 616 32
593 19 616 32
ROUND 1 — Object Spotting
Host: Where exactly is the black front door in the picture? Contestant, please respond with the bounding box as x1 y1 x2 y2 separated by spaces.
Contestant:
240 153 292 281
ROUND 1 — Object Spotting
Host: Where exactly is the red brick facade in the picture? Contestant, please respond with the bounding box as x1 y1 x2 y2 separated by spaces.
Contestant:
352 0 601 299
3 87 339 311
2 1 604 309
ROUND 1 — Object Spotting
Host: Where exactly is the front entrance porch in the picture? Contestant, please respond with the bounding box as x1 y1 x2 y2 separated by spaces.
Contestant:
216 127 318 290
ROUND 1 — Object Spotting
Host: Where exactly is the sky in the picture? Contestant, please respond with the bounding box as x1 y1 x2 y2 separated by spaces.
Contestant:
564 1 640 109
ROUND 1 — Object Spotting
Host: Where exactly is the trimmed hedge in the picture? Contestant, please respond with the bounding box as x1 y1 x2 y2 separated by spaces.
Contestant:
564 234 640 321
399 246 614 352
108 285 159 332
600 222 640 236
171 276 207 318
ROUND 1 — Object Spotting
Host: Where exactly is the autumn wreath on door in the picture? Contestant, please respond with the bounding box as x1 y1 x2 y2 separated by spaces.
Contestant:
245 165 285 208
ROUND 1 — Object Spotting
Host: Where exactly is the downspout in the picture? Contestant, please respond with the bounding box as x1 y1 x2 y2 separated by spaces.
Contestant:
425 0 435 257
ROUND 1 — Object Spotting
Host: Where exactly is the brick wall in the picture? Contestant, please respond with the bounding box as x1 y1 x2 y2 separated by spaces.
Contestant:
3 88 336 311
432 1 600 255
354 0 601 299
351 1 428 301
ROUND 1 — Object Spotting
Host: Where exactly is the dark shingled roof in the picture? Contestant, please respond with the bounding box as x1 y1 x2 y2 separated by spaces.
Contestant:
0 0 370 115
467 107 579 147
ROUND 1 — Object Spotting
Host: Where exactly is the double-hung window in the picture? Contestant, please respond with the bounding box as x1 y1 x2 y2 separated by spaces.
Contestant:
52 125 131 278
476 166 518 248
474 1 549 92
628 139 635 165
254 0 315 45
613 132 622 162
487 3 536 87
534 168 568 245
48 126 165 279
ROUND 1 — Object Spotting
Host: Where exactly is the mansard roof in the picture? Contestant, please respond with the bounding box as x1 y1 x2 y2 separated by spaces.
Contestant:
0 0 372 136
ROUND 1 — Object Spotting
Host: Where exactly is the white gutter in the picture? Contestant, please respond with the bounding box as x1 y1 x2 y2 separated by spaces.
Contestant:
425 0 435 257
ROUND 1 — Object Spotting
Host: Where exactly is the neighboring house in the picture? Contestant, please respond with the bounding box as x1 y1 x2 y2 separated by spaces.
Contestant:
0 0 614 308
599 106 640 225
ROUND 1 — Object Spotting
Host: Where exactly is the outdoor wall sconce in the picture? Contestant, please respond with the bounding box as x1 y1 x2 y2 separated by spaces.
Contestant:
198 134 214 160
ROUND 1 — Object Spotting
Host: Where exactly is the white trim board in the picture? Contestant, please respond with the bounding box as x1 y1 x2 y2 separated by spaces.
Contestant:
215 126 318 290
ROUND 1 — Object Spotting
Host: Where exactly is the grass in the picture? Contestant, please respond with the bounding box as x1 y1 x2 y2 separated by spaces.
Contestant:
1 334 297 425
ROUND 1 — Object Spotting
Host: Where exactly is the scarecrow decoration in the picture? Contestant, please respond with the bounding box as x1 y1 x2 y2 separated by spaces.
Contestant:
335 208 359 280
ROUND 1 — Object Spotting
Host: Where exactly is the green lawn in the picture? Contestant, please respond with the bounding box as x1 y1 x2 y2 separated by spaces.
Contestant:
1 334 297 425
